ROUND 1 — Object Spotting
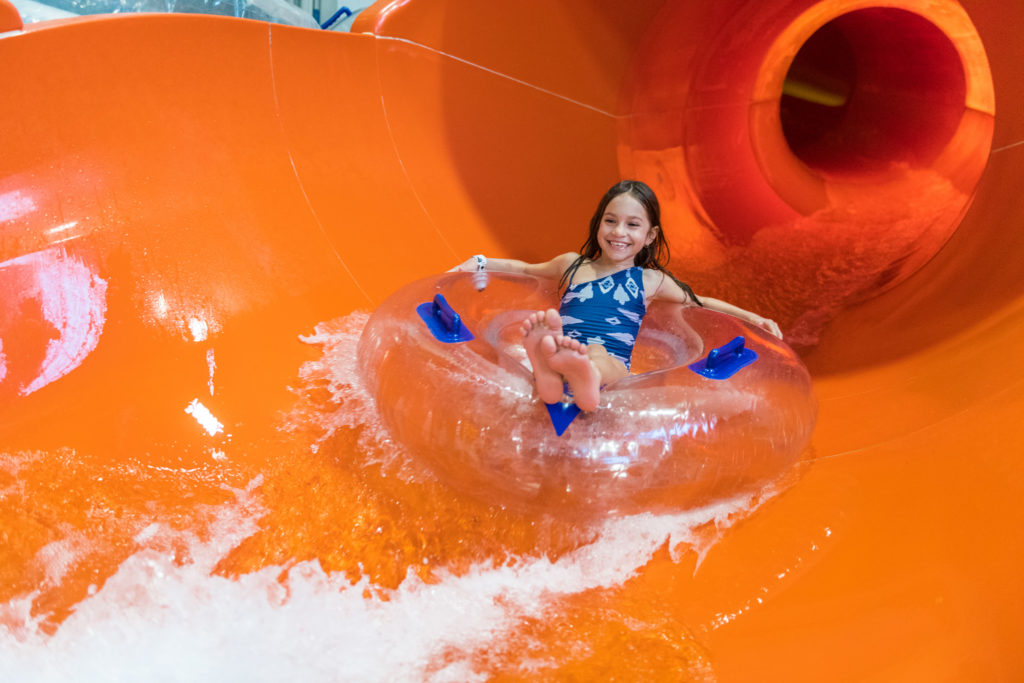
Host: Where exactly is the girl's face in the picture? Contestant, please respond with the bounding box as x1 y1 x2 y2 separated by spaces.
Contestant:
596 193 657 264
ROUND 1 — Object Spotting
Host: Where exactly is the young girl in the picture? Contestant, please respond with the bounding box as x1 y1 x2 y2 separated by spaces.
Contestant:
451 180 781 412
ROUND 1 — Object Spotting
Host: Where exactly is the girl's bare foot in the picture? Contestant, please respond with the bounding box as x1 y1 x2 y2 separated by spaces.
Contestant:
547 336 601 411
522 309 565 404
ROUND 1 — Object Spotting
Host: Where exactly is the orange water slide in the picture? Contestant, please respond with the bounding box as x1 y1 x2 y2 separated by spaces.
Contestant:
1 0 1023 679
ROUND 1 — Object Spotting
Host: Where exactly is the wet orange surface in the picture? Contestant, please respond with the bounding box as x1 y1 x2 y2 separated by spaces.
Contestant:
2 0 1023 679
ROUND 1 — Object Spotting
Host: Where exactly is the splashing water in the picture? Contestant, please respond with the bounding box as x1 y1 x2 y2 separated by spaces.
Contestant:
1 311 788 681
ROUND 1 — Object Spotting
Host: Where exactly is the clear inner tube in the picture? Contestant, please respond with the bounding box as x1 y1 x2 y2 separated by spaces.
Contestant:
357 273 817 516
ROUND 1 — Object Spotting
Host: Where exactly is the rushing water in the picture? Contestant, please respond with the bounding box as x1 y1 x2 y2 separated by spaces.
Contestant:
1 312 785 681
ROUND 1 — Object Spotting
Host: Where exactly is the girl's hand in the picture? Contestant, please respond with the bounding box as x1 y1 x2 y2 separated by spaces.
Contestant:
448 257 475 273
754 316 783 339
448 255 490 290
448 255 486 273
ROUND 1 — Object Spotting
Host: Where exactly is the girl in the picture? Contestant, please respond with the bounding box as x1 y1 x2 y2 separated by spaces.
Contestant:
451 180 781 412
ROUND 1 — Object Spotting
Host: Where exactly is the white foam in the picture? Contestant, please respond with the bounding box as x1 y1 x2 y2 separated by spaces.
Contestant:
0 486 756 682
189 318 209 343
292 313 398 462
33 535 92 585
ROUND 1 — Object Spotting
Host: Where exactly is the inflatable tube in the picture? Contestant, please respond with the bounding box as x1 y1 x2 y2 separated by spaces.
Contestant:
357 272 817 516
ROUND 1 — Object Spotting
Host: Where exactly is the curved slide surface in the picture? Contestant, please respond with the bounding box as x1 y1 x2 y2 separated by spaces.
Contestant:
2 0 1022 679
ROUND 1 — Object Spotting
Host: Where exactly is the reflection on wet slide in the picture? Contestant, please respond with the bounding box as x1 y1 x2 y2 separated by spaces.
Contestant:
1 0 1023 679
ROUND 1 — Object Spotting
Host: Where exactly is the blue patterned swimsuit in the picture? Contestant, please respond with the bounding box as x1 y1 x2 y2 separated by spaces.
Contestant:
559 266 647 370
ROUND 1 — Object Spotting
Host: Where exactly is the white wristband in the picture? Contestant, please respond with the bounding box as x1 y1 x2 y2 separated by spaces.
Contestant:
470 255 489 291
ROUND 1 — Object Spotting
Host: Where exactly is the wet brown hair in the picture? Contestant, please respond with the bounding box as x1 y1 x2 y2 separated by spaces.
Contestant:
558 180 701 305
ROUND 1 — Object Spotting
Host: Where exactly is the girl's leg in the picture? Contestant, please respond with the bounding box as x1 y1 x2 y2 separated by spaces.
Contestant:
546 337 627 412
521 309 566 404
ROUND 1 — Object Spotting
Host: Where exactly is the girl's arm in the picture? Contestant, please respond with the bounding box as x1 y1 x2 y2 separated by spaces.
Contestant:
696 296 783 339
647 271 783 339
449 252 578 280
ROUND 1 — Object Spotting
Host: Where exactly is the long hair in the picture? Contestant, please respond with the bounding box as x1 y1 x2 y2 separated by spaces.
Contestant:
558 180 701 306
